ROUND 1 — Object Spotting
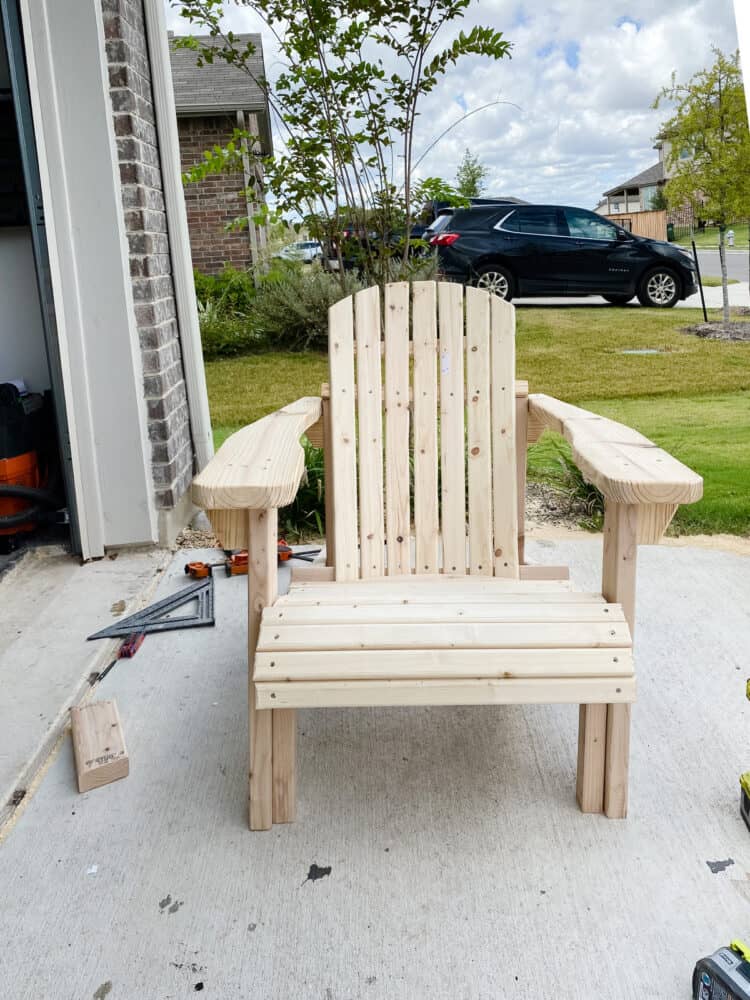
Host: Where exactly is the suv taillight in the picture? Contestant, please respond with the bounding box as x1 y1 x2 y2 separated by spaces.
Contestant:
430 232 460 247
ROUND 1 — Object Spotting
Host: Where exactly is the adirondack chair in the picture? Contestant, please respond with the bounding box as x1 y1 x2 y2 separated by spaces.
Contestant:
192 281 702 830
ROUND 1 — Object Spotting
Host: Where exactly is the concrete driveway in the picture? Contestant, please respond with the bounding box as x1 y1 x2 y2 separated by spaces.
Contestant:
1 539 749 999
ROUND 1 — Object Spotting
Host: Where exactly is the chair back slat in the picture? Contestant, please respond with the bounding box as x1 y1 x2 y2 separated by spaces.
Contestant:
384 282 411 575
328 295 359 580
327 281 518 580
490 296 519 578
437 282 466 576
465 286 493 575
354 286 385 578
412 282 439 574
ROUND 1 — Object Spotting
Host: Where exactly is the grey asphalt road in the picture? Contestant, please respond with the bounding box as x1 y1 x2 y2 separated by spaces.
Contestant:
694 248 750 282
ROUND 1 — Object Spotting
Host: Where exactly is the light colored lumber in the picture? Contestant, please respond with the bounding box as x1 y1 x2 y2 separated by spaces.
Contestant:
258 620 631 652
438 281 466 574
306 416 324 448
283 588 602 607
70 700 129 794
528 394 703 505
264 602 624 626
355 286 385 578
384 282 411 575
290 565 335 583
287 578 579 599
490 295 519 578
328 296 359 580
412 281 440 574
515 390 529 564
272 708 296 823
320 377 530 400
205 508 247 550
248 508 277 831
254 647 633 682
638 502 678 544
256 675 636 710
520 565 569 581
601 501 638 819
465 286 493 575
322 395 335 567
576 704 607 813
192 396 321 511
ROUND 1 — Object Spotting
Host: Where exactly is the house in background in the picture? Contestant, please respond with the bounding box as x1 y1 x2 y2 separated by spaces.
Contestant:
596 138 694 229
0 0 213 561
170 33 272 276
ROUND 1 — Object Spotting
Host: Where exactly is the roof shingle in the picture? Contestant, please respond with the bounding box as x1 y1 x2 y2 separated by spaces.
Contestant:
170 33 267 114
603 160 665 197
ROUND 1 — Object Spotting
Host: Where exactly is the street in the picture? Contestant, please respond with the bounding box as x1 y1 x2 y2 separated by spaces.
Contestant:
694 248 750 282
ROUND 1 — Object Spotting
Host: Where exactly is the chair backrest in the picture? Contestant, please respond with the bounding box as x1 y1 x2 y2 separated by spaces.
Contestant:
327 280 518 581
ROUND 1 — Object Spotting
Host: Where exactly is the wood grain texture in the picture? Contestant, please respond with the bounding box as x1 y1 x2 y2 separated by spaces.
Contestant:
322 396 335 567
412 282 440 574
491 296 519 578
601 501 639 819
248 508 277 830
329 296 359 581
438 282 466 575
192 397 321 511
465 286 493 576
384 282 411 575
515 391 529 565
528 394 703 505
576 704 607 813
355 287 385 578
70 700 128 793
272 709 296 823
256 676 636 710
264 601 623 626
638 503 678 544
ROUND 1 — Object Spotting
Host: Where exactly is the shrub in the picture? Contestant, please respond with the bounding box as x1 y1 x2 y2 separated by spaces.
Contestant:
198 299 266 359
193 265 256 315
250 266 365 351
279 438 325 540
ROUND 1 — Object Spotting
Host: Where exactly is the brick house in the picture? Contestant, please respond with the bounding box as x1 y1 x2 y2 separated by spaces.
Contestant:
170 33 272 276
0 0 213 559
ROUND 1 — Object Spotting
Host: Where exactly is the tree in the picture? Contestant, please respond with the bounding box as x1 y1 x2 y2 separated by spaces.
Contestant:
174 0 511 286
654 48 750 324
649 185 669 212
455 147 488 197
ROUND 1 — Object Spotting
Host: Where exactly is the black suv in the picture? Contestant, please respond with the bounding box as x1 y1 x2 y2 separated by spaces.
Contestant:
430 204 699 307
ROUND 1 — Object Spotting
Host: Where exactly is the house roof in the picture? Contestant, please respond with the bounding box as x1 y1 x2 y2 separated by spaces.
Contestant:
170 33 268 115
603 160 665 197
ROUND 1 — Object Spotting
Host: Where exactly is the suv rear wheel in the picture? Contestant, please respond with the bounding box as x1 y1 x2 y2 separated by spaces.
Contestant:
637 267 680 308
475 264 513 300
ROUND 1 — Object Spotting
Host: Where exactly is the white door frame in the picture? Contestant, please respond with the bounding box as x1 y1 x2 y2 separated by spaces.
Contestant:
19 0 158 558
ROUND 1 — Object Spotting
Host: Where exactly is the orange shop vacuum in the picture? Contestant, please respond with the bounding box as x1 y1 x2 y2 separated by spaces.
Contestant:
0 381 63 554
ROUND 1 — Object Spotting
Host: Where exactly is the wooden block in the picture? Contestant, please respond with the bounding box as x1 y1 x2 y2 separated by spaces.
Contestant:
70 700 129 793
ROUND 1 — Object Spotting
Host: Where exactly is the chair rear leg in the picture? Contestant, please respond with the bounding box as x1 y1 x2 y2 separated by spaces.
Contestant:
604 704 631 818
249 700 273 830
272 708 296 823
576 704 606 812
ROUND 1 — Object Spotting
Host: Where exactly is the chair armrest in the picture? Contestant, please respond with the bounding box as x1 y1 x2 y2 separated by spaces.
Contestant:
192 396 322 511
528 393 703 505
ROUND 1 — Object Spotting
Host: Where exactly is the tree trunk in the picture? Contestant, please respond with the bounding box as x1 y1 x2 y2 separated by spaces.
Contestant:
718 226 730 325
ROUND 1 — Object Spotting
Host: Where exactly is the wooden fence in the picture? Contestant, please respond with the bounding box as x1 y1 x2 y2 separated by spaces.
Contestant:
605 210 667 241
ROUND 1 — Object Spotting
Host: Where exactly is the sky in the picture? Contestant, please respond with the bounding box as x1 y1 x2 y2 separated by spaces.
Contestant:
165 0 741 210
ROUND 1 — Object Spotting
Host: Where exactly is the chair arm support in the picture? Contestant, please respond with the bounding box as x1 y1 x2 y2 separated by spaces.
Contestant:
191 396 322 512
528 393 703 505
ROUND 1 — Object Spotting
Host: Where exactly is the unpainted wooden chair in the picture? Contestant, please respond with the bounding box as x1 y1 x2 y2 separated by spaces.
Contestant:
192 281 702 830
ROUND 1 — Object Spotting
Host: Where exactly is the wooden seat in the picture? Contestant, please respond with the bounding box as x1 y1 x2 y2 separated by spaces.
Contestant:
191 280 703 830
255 579 634 708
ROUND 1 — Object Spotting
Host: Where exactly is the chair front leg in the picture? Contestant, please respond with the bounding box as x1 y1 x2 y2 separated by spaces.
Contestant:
600 501 638 818
248 507 279 830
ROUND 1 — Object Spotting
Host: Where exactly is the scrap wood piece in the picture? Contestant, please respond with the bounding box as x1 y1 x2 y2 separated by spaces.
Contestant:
70 700 129 793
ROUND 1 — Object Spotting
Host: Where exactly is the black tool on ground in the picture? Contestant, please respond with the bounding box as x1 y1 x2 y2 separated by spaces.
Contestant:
693 941 750 999
87 578 215 640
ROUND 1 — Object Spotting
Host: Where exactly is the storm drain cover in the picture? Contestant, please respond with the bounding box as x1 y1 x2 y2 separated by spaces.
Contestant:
620 348 663 355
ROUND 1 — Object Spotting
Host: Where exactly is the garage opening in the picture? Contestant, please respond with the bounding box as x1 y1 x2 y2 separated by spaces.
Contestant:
0 2 79 561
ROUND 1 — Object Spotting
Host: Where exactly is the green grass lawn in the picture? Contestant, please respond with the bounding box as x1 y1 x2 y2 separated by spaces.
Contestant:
678 226 749 249
205 306 750 535
700 275 739 286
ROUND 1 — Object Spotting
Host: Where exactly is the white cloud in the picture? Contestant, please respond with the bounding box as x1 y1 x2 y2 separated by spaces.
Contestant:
165 0 740 208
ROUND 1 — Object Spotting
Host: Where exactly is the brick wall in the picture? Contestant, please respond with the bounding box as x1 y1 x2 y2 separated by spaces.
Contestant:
178 115 253 275
102 0 194 511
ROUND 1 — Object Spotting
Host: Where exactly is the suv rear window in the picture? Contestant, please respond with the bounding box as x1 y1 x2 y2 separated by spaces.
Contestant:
501 207 562 236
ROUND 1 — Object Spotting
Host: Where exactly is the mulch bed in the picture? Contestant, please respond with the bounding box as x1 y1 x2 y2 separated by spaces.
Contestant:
682 322 750 341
